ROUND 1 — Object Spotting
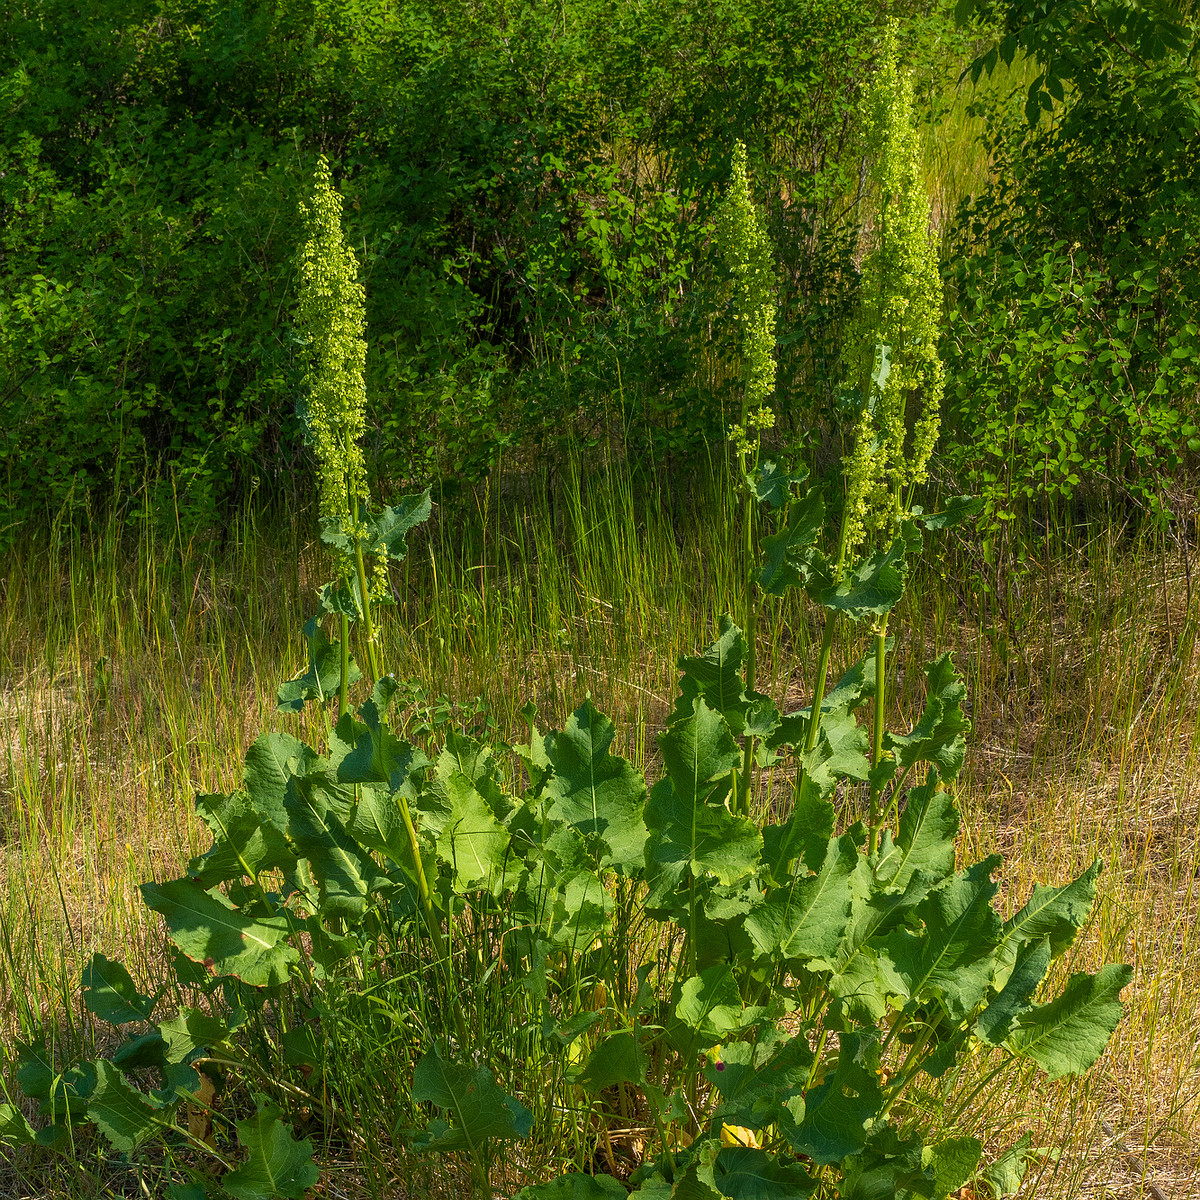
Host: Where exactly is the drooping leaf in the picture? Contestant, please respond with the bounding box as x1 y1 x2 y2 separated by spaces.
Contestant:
883 858 1003 1021
783 1032 883 1164
544 699 649 875
673 963 761 1048
1006 963 1133 1079
975 938 1051 1046
189 790 296 886
885 654 971 783
409 1049 533 1154
158 1008 243 1063
573 1031 648 1093
705 1031 814 1131
285 775 391 922
759 489 825 596
222 1099 319 1200
808 532 913 622
336 689 429 794
745 835 864 968
713 1146 817 1198
917 495 983 531
82 953 155 1024
276 615 360 712
88 1060 171 1153
140 878 298 987
0 1103 35 1146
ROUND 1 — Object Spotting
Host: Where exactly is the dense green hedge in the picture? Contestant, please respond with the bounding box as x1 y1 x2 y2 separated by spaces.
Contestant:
1 0 1196 541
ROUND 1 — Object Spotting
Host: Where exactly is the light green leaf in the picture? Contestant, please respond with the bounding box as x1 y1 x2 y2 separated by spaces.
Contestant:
999 860 1100 965
883 858 1003 1020
974 1134 1033 1197
0 1103 35 1146
545 699 648 875
140 879 298 987
761 778 836 884
873 778 958 894
1006 963 1133 1079
670 619 766 739
549 869 613 949
674 963 760 1046
366 491 431 561
82 953 155 1024
746 835 863 966
783 1032 882 1164
158 1008 242 1063
223 1099 319 1200
410 1049 533 1154
925 1136 983 1199
645 776 762 888
242 732 316 829
88 1060 171 1153
190 790 295 886
808 534 912 621
433 770 509 892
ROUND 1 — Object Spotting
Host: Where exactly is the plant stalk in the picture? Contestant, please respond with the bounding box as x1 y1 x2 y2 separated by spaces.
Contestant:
868 618 889 854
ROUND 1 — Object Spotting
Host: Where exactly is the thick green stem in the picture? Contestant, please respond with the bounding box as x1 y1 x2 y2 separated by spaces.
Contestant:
740 465 758 817
337 609 350 719
795 610 838 803
352 539 381 684
868 619 889 854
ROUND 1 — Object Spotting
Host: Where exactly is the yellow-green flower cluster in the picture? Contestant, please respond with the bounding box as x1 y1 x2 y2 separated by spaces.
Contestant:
297 156 370 530
716 141 777 449
843 22 945 557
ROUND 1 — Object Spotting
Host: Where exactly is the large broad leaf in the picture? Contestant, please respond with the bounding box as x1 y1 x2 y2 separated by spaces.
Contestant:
975 939 1051 1046
242 732 316 829
409 1049 533 1154
750 459 809 510
758 489 825 597
276 615 360 712
839 1125 932 1200
761 780 836 884
285 776 391 922
883 858 1003 1021
783 1032 883 1165
873 779 958 894
713 1146 817 1198
573 1031 648 1093
644 776 762 889
336 682 430 794
515 1175 629 1200
705 1031 814 1131
222 1099 319 1200
88 1060 171 1153
544 699 649 875
669 620 769 739
800 707 872 794
158 1008 243 1063
140 879 298 987
431 769 510 892
808 532 914 622
973 1134 1034 1197
885 654 971 783
189 790 295 886
745 835 864 968
998 860 1100 967
82 953 155 1024
1006 963 1133 1079
549 869 613 950
673 963 763 1049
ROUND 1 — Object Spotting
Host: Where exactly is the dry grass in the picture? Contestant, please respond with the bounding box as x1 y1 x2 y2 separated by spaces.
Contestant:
0 482 1197 1198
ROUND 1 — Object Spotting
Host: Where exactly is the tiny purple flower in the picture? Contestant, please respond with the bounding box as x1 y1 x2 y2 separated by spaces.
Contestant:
715 1060 726 1072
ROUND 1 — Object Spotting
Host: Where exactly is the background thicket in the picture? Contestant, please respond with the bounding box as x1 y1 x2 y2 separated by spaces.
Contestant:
3 0 1195 542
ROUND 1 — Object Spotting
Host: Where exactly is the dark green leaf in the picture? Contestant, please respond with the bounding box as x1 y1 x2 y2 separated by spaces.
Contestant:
515 1174 629 1200
976 939 1051 1046
223 1099 319 1200
242 733 316 829
713 1146 817 1198
784 1032 883 1164
0 1103 35 1146
750 460 808 509
276 615 360 712
999 860 1100 964
410 1048 533 1153
927 1136 982 1200
88 1060 171 1152
885 655 971 783
82 953 155 1024
574 1031 647 1092
190 790 296 886
365 491 432 561
759 489 825 596
140 878 298 987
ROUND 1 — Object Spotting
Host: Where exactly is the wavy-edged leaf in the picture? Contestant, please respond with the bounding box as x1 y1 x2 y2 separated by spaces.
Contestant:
873 777 958 893
976 938 1051 1046
410 1049 533 1154
190 790 295 886
515 1174 630 1200
545 699 648 875
431 770 509 892
242 732 316 829
714 1146 817 1198
88 1060 171 1152
645 776 761 890
1006 963 1132 1079
783 1032 882 1164
885 654 971 783
746 835 864 967
574 1031 647 1093
0 1103 35 1146
759 489 825 596
276 615 360 712
999 860 1100 966
670 619 769 739
140 879 298 987
223 1099 319 1200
